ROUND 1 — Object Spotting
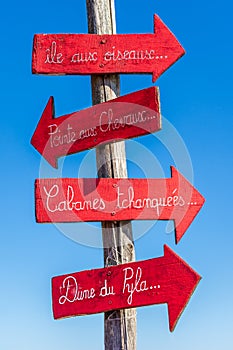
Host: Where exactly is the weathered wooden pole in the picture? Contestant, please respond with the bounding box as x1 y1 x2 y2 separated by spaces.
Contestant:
86 1 137 349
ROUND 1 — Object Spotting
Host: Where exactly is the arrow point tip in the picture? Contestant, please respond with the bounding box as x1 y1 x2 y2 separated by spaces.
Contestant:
153 13 186 69
153 14 163 33
170 166 205 243
152 71 158 83
46 155 58 169
39 96 55 124
46 96 55 117
31 96 57 165
163 244 172 256
166 249 202 331
169 322 176 333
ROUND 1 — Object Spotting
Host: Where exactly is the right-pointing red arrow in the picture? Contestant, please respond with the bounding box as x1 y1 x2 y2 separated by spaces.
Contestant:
165 166 205 243
32 15 185 82
164 245 201 331
52 245 201 332
35 167 205 243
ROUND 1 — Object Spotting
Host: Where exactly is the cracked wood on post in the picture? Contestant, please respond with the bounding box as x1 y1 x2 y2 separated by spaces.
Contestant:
86 0 136 349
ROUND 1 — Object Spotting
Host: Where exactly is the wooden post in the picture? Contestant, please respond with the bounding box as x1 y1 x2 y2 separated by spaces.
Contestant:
86 1 137 349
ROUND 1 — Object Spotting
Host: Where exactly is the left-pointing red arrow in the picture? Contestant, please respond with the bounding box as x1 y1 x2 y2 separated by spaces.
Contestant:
31 87 161 168
52 245 201 332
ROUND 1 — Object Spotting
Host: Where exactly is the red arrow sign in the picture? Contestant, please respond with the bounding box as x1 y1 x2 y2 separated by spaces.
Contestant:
31 87 161 168
52 245 201 331
35 166 205 243
32 15 185 82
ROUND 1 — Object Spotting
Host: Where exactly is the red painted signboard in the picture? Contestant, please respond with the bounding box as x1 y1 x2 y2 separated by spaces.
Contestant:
31 87 161 168
35 166 205 243
52 245 201 331
32 15 185 82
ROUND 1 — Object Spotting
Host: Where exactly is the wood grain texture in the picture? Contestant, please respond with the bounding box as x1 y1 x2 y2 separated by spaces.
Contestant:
31 87 161 168
86 1 136 349
35 166 205 243
32 14 185 82
52 245 201 332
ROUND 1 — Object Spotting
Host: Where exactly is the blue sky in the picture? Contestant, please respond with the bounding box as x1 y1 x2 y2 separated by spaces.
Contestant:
1 0 233 349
